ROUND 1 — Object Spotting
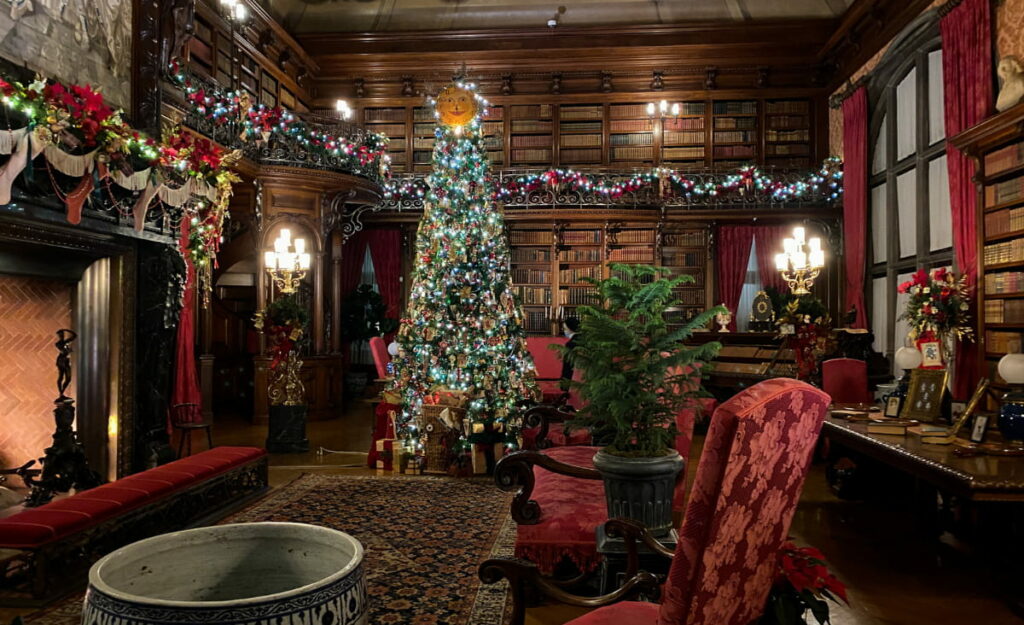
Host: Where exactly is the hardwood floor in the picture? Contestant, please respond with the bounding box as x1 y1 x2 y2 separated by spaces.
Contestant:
2 399 1020 624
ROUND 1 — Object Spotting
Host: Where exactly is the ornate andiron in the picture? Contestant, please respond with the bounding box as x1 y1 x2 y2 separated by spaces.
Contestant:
20 330 101 506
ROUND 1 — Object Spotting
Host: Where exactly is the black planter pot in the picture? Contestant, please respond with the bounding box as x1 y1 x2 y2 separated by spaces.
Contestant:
592 449 684 537
267 404 310 453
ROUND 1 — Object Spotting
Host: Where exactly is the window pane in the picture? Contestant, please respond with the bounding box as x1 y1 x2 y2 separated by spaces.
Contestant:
928 50 945 145
871 183 888 263
894 271 913 350
897 169 917 257
896 67 918 160
929 156 952 251
736 241 761 333
872 277 889 354
872 114 888 175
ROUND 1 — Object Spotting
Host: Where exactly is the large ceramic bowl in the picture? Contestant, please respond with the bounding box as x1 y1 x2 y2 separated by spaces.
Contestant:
83 522 367 625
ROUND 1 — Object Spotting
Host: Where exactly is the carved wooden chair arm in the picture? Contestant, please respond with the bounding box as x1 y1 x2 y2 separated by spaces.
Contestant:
493 450 601 525
604 518 675 579
522 404 576 450
479 557 660 625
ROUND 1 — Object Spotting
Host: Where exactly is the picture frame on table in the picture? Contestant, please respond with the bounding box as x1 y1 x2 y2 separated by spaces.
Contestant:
919 340 944 368
950 379 989 436
970 413 991 443
900 368 949 423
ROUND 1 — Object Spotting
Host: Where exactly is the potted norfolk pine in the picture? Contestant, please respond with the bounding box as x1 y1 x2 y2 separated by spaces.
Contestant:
558 263 723 535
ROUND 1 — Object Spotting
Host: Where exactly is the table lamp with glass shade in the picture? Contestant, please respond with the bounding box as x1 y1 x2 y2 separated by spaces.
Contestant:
885 346 924 417
997 353 1024 443
775 226 825 296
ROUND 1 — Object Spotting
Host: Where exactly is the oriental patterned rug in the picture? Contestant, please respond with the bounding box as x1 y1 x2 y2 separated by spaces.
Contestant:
21 473 515 625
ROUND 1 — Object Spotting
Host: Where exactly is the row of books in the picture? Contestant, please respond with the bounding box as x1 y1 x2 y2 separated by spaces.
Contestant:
487 151 504 164
483 137 502 149
663 147 705 159
768 115 809 129
562 148 603 162
368 124 405 136
674 290 705 306
511 104 553 119
986 178 1024 206
511 149 552 162
561 121 603 132
609 120 653 132
610 133 654 146
615 230 655 244
413 138 434 149
611 147 653 161
714 146 756 158
666 307 705 323
767 144 810 156
715 117 757 130
560 266 602 283
673 271 705 287
766 101 809 114
714 130 757 143
387 139 408 151
510 231 553 245
560 287 600 305
664 131 705 145
765 156 811 167
511 135 552 148
664 118 705 131
524 309 550 332
713 101 757 115
515 286 553 305
413 123 436 136
413 108 434 122
559 248 603 261
984 141 1024 176
609 103 650 118
984 206 1024 236
511 120 553 133
663 251 704 266
987 330 1023 353
984 298 1024 323
984 239 1024 265
766 129 810 142
482 122 503 135
611 269 653 284
364 108 405 122
560 134 602 148
388 153 408 164
412 152 431 164
664 231 706 247
562 230 602 244
512 248 552 262
561 106 602 120
608 248 655 262
985 270 1024 294
512 268 551 283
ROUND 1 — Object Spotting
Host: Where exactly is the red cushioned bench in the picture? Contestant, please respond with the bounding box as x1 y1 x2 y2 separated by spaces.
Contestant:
0 446 268 606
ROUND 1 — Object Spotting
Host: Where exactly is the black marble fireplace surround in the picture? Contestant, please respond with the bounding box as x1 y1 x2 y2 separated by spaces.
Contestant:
0 192 185 479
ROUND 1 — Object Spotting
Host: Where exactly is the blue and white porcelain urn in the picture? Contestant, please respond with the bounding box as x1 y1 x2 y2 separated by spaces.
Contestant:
83 522 367 625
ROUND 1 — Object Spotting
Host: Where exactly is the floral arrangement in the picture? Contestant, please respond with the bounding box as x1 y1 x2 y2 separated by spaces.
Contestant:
897 268 974 342
0 73 240 299
253 294 309 370
168 62 391 181
760 541 847 625
384 156 844 204
774 294 832 381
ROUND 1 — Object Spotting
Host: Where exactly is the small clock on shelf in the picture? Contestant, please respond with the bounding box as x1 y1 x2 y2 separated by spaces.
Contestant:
748 290 775 332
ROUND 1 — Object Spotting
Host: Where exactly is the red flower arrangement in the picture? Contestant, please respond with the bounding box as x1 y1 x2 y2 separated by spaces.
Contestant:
761 541 847 625
897 267 973 342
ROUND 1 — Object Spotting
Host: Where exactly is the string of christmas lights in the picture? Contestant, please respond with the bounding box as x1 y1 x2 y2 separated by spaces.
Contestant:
383 157 844 204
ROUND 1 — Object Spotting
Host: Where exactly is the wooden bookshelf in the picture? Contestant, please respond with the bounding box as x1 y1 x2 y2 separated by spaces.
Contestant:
510 104 554 166
559 104 604 167
509 228 556 334
411 106 435 173
661 228 713 327
712 100 758 169
952 103 1024 397
365 107 410 170
609 104 655 166
764 100 812 170
661 102 707 171
483 105 504 166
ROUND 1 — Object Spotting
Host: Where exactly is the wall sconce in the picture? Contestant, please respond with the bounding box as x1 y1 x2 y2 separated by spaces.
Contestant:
219 0 248 22
774 226 824 296
264 228 311 294
646 100 680 118
335 99 353 120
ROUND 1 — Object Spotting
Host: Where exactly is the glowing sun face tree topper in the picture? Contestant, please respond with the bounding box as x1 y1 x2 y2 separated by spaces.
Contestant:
388 80 539 455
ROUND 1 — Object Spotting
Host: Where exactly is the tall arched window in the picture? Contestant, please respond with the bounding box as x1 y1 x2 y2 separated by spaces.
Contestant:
867 12 952 362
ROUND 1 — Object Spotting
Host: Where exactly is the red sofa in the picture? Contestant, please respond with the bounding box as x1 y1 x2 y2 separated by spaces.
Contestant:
0 446 268 605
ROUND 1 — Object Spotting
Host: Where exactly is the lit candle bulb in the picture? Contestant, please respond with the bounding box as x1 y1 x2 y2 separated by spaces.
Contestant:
646 102 656 116
792 252 807 270
775 253 789 271
783 238 797 254
793 226 805 244
810 249 825 268
808 237 821 253
294 238 306 255
263 250 276 270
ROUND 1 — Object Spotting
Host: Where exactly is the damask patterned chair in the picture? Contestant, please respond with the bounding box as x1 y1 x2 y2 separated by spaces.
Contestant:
821 357 873 404
369 336 391 381
481 378 830 625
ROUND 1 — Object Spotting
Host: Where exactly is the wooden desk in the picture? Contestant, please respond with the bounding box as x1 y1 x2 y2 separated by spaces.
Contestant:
823 416 1024 502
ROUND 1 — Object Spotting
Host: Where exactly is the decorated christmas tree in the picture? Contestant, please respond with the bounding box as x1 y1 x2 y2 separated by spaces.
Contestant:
389 80 538 456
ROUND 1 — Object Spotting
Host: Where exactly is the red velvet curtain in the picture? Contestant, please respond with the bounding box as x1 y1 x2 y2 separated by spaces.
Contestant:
717 225 755 331
366 229 402 342
753 226 789 293
942 0 992 398
170 220 202 429
842 87 869 329
341 230 370 301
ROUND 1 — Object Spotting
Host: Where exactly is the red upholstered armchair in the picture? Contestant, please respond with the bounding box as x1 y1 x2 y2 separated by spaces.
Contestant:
821 357 872 404
482 378 831 625
369 336 391 381
526 336 569 404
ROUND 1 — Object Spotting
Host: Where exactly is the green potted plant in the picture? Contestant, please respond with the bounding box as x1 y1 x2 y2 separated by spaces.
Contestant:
341 284 398 395
559 263 724 535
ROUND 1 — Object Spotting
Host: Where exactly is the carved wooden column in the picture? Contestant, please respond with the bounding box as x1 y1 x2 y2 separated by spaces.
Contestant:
331 231 343 353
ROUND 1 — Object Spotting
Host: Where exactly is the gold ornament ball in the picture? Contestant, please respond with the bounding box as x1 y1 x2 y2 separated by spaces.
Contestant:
436 85 478 128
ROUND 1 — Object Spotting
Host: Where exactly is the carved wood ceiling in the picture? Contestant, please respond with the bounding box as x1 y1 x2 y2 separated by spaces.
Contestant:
258 0 855 34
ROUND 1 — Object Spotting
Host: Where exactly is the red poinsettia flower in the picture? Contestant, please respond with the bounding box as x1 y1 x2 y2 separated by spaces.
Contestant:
897 281 913 294
912 268 929 286
932 267 948 282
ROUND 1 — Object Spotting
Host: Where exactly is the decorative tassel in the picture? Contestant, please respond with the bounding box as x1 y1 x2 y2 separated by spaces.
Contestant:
64 174 94 225
0 127 27 155
110 167 151 191
133 181 161 231
0 130 30 204
158 181 193 207
43 145 96 178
